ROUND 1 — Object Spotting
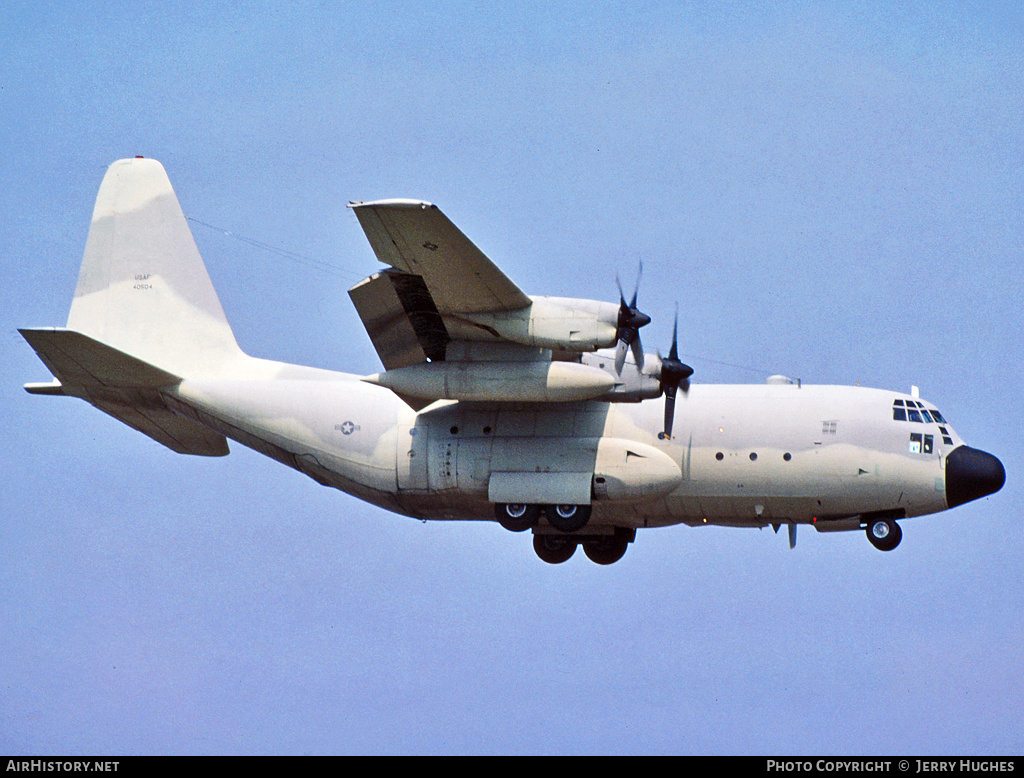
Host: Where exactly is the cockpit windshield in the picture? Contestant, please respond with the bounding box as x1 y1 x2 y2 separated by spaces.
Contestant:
892 399 953 446
892 398 947 424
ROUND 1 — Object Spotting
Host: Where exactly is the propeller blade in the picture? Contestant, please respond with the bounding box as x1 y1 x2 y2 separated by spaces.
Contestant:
668 304 679 361
614 338 628 374
657 306 693 439
630 335 645 371
788 523 797 549
660 384 677 441
613 264 650 374
629 260 642 308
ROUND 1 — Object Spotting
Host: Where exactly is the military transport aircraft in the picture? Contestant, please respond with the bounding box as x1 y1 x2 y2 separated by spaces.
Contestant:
20 158 1005 565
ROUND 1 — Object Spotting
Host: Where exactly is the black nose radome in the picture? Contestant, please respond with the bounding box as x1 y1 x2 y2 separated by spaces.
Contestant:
946 446 1006 509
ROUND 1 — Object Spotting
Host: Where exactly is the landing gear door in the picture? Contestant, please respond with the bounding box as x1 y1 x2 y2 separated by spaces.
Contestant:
397 423 429 492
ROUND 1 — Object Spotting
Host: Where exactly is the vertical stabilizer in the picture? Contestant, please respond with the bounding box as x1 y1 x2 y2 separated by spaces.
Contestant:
66 157 243 378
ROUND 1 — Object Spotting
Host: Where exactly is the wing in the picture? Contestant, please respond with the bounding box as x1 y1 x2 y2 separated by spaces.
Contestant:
347 200 628 408
349 200 531 315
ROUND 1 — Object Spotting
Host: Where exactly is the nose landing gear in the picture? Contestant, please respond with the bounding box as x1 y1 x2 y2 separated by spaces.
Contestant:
866 516 902 551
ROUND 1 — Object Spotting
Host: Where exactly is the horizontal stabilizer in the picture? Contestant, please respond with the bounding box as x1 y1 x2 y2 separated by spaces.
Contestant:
87 394 230 457
20 328 180 389
20 328 228 456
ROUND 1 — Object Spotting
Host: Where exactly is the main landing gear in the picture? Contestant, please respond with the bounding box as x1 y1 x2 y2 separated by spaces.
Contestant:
494 503 634 565
533 528 635 565
494 502 592 533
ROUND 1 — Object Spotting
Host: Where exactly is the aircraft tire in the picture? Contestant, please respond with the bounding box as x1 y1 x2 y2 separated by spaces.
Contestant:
545 503 592 533
582 533 630 565
533 534 577 564
866 517 902 551
495 503 541 532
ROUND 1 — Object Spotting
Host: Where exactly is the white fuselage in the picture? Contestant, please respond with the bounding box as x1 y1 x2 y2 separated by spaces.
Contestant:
22 158 1003 562
167 362 956 534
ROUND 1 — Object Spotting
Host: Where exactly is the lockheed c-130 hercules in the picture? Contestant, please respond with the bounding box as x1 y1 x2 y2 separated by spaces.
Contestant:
20 158 1005 565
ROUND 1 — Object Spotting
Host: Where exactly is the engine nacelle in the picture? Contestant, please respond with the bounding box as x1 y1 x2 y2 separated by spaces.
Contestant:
580 350 663 402
459 296 620 351
364 358 615 403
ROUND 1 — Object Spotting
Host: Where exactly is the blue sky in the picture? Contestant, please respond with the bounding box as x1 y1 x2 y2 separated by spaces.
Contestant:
2 1 1022 755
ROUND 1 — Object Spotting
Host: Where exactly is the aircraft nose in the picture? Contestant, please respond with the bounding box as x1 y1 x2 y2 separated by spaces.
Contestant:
946 445 1006 508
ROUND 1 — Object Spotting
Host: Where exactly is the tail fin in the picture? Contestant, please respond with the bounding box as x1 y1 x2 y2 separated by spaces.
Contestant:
65 157 243 378
19 158 242 456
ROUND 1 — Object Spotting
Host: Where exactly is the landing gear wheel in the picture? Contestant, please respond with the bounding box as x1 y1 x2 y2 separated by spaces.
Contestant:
495 503 541 532
533 534 577 564
545 503 592 533
582 532 630 565
866 517 902 551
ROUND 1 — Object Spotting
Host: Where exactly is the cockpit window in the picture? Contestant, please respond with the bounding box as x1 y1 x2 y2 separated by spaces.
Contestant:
909 432 934 454
892 399 949 426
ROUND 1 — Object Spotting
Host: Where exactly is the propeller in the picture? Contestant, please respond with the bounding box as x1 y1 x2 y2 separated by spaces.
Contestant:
656 305 693 440
614 264 651 374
